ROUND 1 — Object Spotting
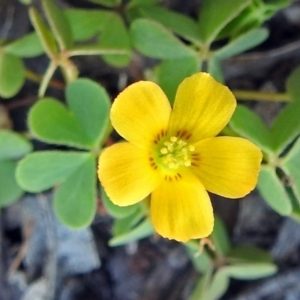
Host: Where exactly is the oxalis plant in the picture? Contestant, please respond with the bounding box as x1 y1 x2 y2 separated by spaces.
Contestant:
0 0 299 298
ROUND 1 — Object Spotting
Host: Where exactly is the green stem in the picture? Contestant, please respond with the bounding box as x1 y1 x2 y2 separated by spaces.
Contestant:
233 90 291 102
39 61 57 98
25 69 64 89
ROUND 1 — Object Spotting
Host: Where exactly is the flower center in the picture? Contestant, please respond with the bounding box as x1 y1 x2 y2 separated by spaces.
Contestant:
159 136 195 170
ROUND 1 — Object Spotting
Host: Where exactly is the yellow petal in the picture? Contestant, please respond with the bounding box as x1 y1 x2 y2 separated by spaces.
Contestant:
168 72 236 143
111 81 171 149
98 142 163 206
151 172 214 242
192 137 262 198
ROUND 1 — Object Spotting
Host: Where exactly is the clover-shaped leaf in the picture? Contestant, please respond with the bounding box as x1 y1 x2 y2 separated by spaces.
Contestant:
0 53 25 99
230 105 273 155
198 0 251 44
29 78 110 150
19 78 110 228
137 6 202 44
29 98 92 149
0 130 32 160
16 151 96 228
101 189 139 219
0 160 23 207
131 19 197 59
3 32 44 58
29 7 58 57
42 0 73 50
271 66 300 155
88 0 121 7
215 28 269 60
156 56 199 102
257 166 292 215
54 154 96 228
65 9 111 41
110 217 153 246
281 137 300 200
66 78 111 146
0 130 32 207
222 263 277 280
210 216 231 256
99 13 131 67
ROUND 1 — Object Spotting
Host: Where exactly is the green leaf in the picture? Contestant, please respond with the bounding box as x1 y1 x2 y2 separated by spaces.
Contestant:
223 263 277 280
271 100 300 155
0 52 25 99
127 0 163 9
99 13 131 67
211 215 231 256
109 218 154 246
286 65 300 102
207 270 229 300
137 6 202 44
269 62 300 156
156 56 199 102
28 98 92 149
112 208 144 236
87 0 121 7
281 137 300 200
198 0 251 44
3 32 44 58
65 9 111 41
54 155 96 228
16 151 91 192
190 270 212 300
219 0 290 38
215 28 269 60
257 165 292 215
130 19 196 59
42 0 73 50
185 241 213 273
0 130 32 160
29 7 58 57
229 105 273 155
229 245 273 263
18 0 31 4
66 78 110 146
207 56 224 83
101 188 138 219
0 160 23 207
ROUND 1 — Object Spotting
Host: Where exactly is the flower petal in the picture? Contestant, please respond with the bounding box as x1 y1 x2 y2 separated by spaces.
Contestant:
151 172 214 242
168 72 236 142
98 142 163 206
192 137 262 198
111 81 171 149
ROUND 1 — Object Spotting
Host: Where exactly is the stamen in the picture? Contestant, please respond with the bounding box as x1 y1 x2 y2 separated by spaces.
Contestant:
160 148 168 154
157 136 195 170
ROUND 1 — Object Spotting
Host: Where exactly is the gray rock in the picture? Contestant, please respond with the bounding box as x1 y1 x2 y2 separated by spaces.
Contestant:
271 218 300 262
22 194 100 278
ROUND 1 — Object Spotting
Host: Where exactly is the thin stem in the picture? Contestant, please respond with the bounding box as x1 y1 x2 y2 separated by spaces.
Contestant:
25 69 64 89
60 59 78 84
38 61 57 98
233 90 291 103
69 48 129 57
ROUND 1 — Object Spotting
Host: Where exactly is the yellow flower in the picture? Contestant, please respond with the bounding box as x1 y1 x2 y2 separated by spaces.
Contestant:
98 72 262 242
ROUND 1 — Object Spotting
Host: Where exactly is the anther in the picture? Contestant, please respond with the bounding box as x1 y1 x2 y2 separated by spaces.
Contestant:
158 136 195 170
160 148 168 154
